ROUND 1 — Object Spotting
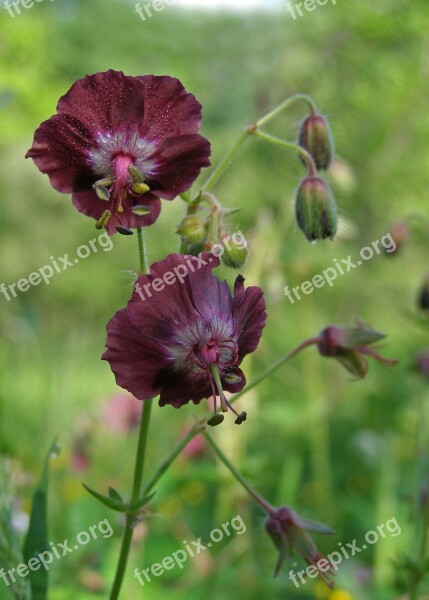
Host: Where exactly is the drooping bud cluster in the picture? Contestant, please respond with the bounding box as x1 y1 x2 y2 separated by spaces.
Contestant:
295 108 337 242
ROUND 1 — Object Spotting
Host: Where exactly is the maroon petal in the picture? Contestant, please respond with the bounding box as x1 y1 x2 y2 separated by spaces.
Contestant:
72 190 161 234
25 114 95 194
232 275 267 358
148 134 211 200
137 75 205 139
56 70 147 135
127 253 221 331
102 308 168 401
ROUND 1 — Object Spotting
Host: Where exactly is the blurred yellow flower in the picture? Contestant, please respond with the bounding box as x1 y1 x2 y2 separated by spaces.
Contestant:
328 590 354 600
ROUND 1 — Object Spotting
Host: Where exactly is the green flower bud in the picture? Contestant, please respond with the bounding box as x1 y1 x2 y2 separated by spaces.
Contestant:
177 215 207 245
221 240 248 269
295 176 337 242
298 114 334 170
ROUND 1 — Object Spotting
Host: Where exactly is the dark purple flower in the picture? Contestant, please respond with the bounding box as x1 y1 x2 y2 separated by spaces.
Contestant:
102 253 266 425
26 70 211 235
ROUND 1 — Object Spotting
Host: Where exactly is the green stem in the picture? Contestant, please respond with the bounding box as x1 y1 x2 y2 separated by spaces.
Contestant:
204 430 274 516
200 94 317 195
229 337 320 406
202 128 252 193
109 228 153 600
256 93 317 128
254 130 317 176
142 422 206 496
137 227 148 274
109 399 153 600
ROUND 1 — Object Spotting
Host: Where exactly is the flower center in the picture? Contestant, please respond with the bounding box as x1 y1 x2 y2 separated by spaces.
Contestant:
185 338 246 427
93 153 152 235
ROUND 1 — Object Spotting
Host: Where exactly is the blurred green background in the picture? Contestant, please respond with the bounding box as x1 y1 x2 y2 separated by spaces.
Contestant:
1 0 429 598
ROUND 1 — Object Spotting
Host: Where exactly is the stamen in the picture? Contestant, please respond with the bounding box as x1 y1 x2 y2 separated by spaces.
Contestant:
132 183 150 195
132 205 151 217
116 226 134 236
207 414 225 427
94 185 111 202
224 373 242 384
210 364 229 413
95 210 111 230
93 177 114 188
128 165 145 183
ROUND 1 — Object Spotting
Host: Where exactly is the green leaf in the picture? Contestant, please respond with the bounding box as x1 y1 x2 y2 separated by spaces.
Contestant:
23 438 60 600
129 492 156 512
108 487 124 504
82 483 127 512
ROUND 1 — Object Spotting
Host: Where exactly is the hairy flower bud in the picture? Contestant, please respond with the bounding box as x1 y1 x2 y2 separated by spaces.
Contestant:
264 506 335 586
177 215 207 245
317 323 397 378
221 241 248 269
298 113 334 170
296 176 337 241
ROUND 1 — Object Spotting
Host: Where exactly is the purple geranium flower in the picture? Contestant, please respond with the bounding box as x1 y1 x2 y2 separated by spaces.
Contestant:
102 253 267 425
26 70 211 235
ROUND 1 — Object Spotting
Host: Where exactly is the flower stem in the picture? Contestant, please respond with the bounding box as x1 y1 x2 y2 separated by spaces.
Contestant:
109 399 153 600
204 430 274 516
229 337 321 405
137 227 148 274
142 422 206 496
109 228 152 600
256 93 317 128
202 128 252 193
253 129 317 176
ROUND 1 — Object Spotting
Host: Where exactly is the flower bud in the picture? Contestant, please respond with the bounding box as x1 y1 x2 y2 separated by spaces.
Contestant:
418 275 429 310
221 240 248 269
317 323 397 378
177 215 207 246
296 177 337 241
298 113 334 170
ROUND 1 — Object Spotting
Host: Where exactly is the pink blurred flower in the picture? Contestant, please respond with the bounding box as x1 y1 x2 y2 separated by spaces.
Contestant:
104 393 142 433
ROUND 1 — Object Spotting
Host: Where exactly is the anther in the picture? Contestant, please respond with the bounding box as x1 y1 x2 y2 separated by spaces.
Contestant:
95 210 111 230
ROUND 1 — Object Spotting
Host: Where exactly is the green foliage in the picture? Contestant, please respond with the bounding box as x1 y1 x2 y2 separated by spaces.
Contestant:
1 1 429 599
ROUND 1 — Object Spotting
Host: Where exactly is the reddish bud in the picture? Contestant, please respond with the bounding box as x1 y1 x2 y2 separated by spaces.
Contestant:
296 176 337 242
318 323 398 378
298 114 334 171
265 506 335 587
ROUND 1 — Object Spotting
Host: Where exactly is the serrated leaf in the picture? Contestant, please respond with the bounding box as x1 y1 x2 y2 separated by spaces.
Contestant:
23 438 59 600
82 484 127 512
